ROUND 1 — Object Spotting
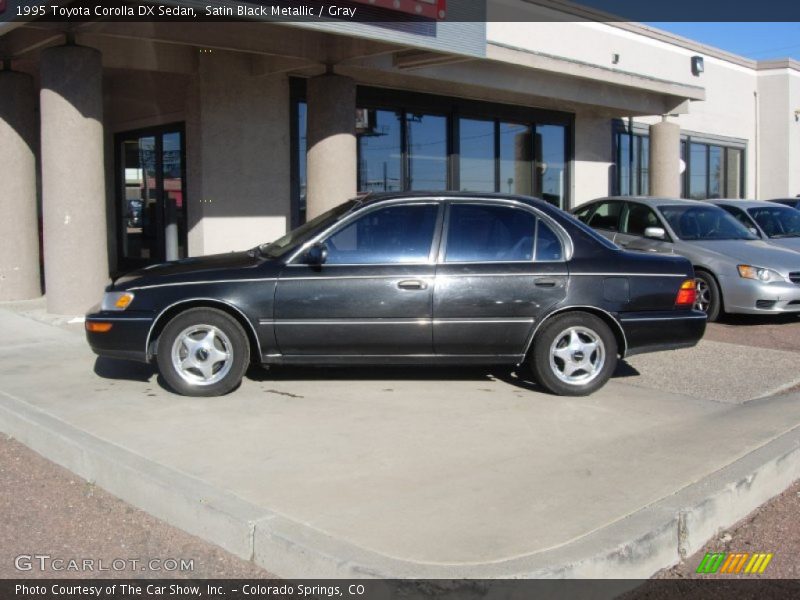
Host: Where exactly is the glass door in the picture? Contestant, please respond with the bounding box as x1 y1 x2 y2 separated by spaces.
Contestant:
116 124 186 272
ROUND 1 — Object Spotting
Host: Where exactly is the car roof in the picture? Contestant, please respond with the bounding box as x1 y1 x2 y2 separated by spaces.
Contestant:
709 199 791 209
586 196 708 208
357 191 557 211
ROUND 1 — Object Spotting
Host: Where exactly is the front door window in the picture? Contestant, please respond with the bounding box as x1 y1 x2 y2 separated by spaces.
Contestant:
117 125 186 272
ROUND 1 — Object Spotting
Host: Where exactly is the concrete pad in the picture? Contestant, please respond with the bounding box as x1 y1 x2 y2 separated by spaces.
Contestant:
623 339 800 403
1 306 800 578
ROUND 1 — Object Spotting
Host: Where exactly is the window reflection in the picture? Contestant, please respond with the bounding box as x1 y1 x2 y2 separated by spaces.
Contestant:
459 118 495 192
537 125 567 208
357 109 402 193
407 113 447 191
689 143 708 199
499 122 532 195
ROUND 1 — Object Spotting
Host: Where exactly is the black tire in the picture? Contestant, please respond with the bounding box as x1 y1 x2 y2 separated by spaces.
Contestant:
529 311 618 396
694 270 722 322
156 308 250 397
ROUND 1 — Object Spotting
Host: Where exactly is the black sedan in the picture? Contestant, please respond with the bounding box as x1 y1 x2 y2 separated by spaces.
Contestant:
86 193 706 397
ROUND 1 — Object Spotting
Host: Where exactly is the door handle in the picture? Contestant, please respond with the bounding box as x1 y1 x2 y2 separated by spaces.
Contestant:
534 278 558 288
397 279 427 290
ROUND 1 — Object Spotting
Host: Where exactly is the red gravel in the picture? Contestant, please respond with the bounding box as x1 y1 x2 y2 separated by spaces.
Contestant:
0 434 272 579
656 480 800 579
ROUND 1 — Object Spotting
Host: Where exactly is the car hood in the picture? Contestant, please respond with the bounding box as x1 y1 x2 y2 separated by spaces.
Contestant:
688 240 800 274
112 251 269 289
764 237 800 253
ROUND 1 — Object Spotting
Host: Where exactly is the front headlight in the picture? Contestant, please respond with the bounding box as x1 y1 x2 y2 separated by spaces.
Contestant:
737 265 785 283
101 291 135 311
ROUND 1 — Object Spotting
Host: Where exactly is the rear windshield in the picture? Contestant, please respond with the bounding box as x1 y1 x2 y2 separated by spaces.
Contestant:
658 205 758 241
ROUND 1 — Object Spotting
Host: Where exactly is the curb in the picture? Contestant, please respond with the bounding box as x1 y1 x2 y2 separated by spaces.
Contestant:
1 387 799 578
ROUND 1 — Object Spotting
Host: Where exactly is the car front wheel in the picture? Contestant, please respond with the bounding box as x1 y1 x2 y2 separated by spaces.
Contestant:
156 308 250 396
529 311 618 396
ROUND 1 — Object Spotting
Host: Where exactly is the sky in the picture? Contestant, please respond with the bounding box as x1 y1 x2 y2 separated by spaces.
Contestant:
642 23 800 61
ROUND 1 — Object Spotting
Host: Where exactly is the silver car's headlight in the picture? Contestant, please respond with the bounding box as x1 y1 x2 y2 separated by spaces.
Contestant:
101 291 135 311
737 265 785 283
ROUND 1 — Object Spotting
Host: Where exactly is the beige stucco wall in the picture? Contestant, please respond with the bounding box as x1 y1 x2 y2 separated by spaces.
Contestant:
186 51 290 256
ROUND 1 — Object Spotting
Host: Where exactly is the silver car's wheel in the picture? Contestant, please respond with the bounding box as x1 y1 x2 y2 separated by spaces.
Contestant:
694 278 711 312
170 324 234 386
548 326 606 386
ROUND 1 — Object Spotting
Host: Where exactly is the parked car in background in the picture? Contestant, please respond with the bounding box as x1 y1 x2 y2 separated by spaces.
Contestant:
86 193 705 398
710 199 800 253
768 198 800 210
574 197 800 321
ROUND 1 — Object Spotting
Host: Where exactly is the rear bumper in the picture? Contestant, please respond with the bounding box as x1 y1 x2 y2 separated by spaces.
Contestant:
85 310 154 363
619 310 707 358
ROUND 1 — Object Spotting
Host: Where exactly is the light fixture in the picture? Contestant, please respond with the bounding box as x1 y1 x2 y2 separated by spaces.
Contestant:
691 55 704 76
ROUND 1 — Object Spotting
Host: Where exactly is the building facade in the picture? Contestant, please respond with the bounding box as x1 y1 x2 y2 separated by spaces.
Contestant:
1 0 799 313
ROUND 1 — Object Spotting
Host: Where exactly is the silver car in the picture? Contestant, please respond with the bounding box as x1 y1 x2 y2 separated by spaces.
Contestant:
711 199 800 253
573 197 800 321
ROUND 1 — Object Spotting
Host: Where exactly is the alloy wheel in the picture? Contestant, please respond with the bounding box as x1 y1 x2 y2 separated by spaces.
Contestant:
548 326 606 385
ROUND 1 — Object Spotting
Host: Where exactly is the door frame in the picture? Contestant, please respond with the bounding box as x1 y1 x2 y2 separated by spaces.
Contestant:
114 122 187 275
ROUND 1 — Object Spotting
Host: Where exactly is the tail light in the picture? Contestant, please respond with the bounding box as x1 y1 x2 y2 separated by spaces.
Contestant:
675 279 696 307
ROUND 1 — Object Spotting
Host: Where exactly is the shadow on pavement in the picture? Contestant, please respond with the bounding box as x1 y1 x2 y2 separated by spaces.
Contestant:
92 358 642 396
93 357 156 382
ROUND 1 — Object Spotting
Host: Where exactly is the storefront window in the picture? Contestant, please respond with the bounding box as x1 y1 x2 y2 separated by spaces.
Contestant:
687 141 744 199
709 145 722 198
407 112 448 191
689 143 708 199
357 109 402 193
537 124 567 208
616 131 649 196
726 148 742 198
293 84 572 222
458 118 495 192
499 122 532 196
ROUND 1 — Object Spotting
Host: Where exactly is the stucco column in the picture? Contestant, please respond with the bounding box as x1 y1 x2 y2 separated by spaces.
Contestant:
40 45 109 314
306 74 356 219
0 68 40 300
649 118 681 197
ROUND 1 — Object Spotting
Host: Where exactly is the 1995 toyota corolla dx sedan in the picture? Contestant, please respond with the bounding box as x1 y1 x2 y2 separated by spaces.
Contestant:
86 193 706 397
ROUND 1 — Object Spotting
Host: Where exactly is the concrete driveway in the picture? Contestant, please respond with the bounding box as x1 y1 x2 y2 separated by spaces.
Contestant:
2 301 800 578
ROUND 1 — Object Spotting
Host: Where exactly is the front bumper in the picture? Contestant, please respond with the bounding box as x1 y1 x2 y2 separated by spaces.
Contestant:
721 275 800 314
85 309 155 362
619 309 707 358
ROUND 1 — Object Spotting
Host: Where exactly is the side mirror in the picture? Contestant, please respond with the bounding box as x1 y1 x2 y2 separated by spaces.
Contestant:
305 242 328 266
644 227 667 241
748 227 759 237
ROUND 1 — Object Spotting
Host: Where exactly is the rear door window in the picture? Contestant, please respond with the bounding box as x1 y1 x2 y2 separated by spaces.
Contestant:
444 204 536 262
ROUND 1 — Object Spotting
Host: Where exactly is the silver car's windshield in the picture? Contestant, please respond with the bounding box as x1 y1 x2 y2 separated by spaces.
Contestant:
658 205 758 241
258 200 358 258
748 206 800 238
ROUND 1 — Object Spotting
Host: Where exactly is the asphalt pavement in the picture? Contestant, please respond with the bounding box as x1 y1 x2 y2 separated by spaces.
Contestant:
2 300 800 579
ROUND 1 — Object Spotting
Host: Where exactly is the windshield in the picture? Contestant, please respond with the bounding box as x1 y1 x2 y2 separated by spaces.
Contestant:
747 206 800 238
658 205 758 241
257 200 358 258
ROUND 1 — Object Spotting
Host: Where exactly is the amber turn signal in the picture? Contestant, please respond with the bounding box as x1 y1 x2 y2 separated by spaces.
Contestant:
85 321 113 333
675 279 697 307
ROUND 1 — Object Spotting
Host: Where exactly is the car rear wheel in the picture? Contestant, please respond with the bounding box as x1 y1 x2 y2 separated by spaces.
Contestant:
156 308 250 397
694 270 721 322
529 312 618 396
